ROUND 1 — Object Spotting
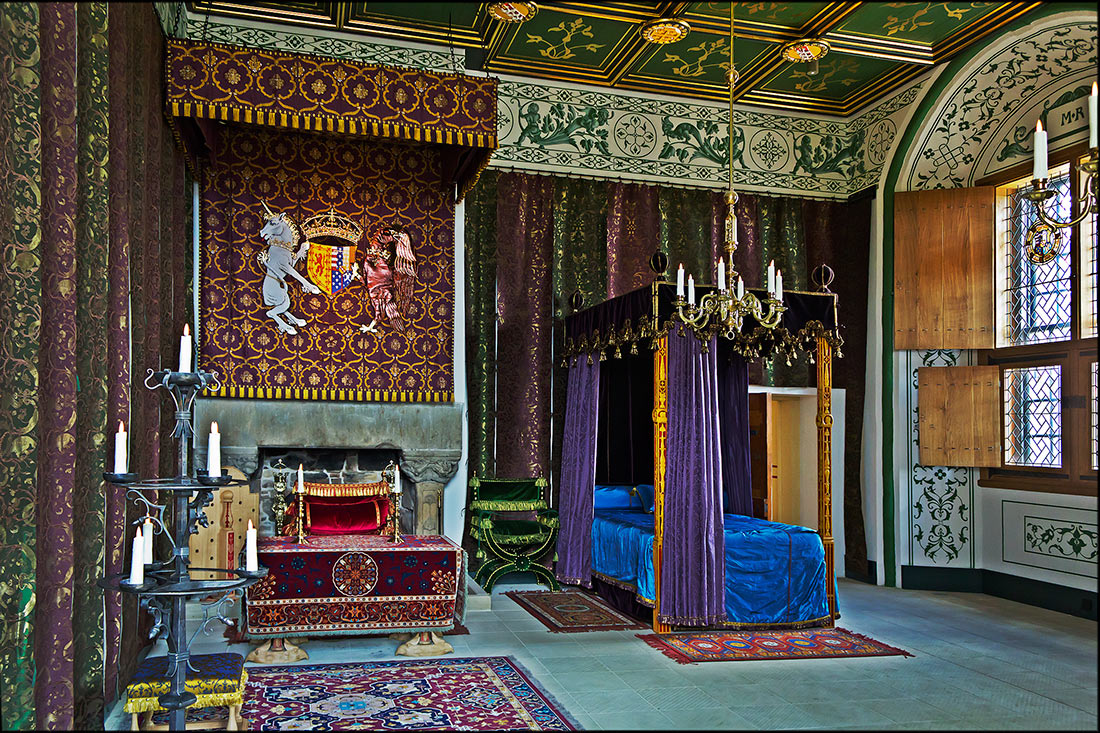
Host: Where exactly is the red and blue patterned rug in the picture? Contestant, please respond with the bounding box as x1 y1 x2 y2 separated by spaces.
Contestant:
505 589 648 632
224 656 577 730
638 626 912 664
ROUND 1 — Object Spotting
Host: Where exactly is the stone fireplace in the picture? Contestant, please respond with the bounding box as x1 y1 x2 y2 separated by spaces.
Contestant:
193 398 462 536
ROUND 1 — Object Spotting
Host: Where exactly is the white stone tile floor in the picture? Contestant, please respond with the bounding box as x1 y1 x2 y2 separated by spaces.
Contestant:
104 577 1098 730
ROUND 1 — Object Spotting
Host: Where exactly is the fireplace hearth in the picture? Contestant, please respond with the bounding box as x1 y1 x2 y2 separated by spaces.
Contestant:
193 398 462 537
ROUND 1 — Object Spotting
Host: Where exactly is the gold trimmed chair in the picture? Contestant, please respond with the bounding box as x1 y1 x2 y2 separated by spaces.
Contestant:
468 475 559 592
282 480 396 537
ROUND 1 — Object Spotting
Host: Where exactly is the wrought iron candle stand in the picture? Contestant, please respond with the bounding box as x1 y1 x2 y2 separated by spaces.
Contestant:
98 367 267 733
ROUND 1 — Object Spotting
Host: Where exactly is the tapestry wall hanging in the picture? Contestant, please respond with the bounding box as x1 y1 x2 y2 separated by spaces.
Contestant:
200 125 455 402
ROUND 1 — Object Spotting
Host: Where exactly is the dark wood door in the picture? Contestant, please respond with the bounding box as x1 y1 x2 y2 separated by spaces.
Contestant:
748 393 773 520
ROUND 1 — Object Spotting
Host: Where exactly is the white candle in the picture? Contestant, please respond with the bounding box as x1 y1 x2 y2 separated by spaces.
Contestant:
143 517 153 565
395 465 402 495
245 519 258 572
129 527 144 585
676 264 685 298
1089 82 1097 150
767 260 776 295
736 276 744 300
297 463 304 492
717 259 726 291
776 271 784 301
1033 119 1048 181
687 275 696 306
113 421 128 474
208 421 221 478
178 324 192 373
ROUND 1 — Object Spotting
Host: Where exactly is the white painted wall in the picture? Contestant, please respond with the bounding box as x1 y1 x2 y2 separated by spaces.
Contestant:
442 193 467 545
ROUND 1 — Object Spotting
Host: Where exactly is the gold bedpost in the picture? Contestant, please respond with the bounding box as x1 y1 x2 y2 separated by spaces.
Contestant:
652 332 671 634
816 335 838 624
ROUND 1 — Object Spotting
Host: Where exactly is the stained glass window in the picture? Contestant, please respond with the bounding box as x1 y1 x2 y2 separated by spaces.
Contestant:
1000 165 1073 345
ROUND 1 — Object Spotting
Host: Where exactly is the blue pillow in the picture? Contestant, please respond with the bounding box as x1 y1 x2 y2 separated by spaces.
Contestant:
632 484 655 513
593 484 635 509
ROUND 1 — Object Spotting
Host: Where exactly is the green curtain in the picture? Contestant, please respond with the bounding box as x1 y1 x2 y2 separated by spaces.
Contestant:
756 195 810 386
552 178 608 317
0 3 44 729
464 169 499 482
658 186 714 286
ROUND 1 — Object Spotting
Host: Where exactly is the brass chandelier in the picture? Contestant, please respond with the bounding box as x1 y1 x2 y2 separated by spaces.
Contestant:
674 2 785 339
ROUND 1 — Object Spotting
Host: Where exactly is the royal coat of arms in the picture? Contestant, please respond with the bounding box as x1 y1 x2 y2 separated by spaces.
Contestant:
256 203 417 336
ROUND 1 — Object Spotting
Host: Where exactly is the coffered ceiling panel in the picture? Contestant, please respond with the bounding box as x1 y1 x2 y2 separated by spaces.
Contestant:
187 1 1044 116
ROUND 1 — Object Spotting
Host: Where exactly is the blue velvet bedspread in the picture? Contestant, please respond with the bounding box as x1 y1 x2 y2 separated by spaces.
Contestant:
591 509 829 626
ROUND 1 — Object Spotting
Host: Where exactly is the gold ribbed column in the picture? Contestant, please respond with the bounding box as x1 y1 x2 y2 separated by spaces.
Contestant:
652 334 671 633
816 336 837 623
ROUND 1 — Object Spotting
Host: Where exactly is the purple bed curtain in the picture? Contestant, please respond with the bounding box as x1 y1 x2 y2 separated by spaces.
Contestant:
662 326 726 626
555 355 600 587
718 347 753 516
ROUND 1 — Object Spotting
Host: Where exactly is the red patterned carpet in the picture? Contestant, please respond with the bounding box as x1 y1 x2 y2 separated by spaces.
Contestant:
638 626 912 663
505 589 648 632
188 657 577 730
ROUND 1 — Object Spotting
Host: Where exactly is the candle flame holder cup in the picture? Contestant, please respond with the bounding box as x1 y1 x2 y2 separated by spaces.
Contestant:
195 469 232 487
104 472 140 484
119 578 157 593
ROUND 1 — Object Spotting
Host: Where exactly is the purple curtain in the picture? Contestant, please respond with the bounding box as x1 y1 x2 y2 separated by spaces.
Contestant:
606 182 658 298
662 327 726 626
555 355 600 587
495 172 554 477
718 347 752 516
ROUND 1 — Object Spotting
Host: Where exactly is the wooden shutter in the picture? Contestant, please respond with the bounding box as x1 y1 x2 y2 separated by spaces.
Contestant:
895 187 995 349
918 365 1002 467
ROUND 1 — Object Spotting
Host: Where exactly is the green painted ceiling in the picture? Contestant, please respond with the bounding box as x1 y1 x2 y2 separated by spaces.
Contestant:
186 1 1044 116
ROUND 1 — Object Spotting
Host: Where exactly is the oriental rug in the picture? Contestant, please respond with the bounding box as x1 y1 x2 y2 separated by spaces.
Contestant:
226 657 578 730
505 589 648 632
638 627 912 664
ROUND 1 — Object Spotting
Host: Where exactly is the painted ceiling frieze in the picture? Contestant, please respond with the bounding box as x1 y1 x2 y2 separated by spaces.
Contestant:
492 76 925 197
903 19 1097 191
179 15 461 73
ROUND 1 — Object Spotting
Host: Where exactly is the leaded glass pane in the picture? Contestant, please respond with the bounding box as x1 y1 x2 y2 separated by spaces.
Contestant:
1002 168 1073 345
1003 365 1062 468
1092 361 1098 471
1081 155 1097 339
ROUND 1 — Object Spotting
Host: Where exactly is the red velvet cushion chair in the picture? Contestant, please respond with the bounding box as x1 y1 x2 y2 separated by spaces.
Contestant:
283 481 394 536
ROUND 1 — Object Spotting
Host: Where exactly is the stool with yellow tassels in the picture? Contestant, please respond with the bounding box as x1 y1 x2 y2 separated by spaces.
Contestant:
124 652 247 731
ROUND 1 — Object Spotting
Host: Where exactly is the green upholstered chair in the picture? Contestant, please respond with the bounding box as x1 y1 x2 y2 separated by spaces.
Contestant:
468 476 559 592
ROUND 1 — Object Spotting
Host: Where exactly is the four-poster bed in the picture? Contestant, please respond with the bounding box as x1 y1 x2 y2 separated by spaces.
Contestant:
556 279 842 633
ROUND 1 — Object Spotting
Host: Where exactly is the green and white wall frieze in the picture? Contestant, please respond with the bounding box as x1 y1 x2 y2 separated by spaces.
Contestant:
493 75 925 197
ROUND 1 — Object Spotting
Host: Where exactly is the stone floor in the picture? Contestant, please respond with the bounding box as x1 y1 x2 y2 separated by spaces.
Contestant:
106 578 1098 730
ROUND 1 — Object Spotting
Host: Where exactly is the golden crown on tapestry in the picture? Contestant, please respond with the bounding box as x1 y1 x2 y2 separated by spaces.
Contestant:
301 208 364 245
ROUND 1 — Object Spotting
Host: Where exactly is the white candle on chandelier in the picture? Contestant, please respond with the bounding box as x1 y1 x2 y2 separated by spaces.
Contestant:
113 421 128 474
717 258 726 291
143 516 154 565
208 421 222 478
676 263 685 298
687 275 696 306
767 260 776 295
1089 81 1097 149
776 270 784 301
736 276 744 300
128 527 144 585
245 519 258 572
178 324 192 373
1032 119 1048 181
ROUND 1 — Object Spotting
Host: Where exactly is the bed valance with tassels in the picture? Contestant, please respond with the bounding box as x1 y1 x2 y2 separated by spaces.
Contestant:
163 38 497 200
562 281 842 365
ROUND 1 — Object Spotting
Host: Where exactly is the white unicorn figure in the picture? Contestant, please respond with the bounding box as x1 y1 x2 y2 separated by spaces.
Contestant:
257 202 320 335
